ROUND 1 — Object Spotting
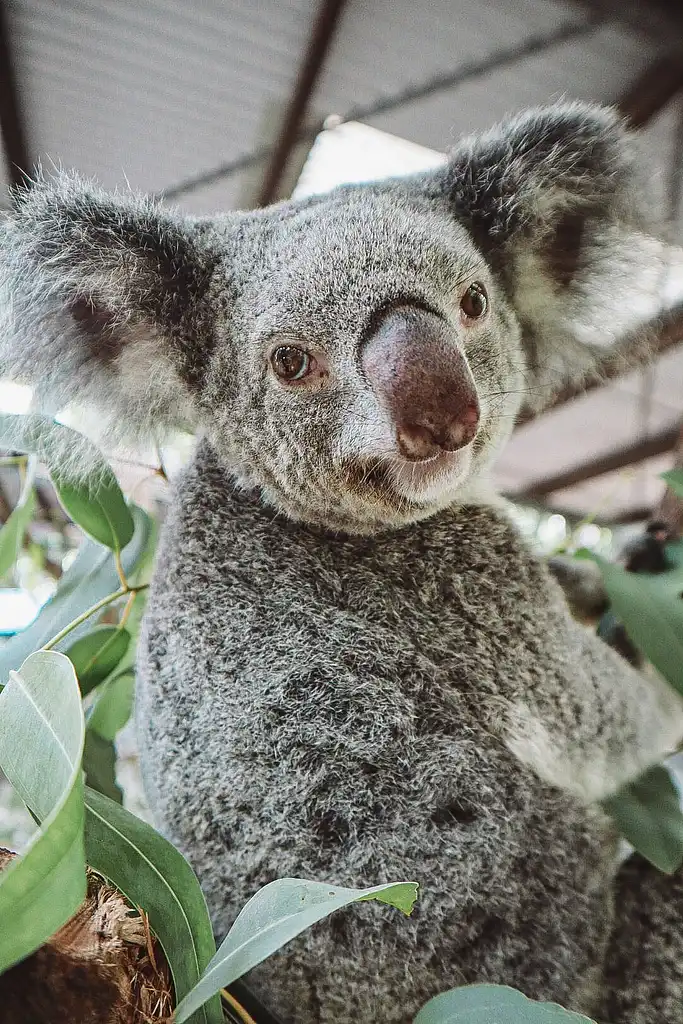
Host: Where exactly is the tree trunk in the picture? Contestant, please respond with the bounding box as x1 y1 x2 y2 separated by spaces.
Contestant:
0 848 174 1024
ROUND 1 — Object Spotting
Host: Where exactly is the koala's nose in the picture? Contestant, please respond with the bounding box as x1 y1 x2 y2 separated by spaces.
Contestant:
361 306 480 460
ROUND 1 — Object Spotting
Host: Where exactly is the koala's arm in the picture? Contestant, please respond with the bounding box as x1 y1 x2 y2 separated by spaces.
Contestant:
504 608 683 805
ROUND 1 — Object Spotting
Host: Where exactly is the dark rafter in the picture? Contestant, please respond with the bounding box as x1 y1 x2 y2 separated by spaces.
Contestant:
0 0 29 188
509 424 681 501
516 302 683 430
255 0 348 207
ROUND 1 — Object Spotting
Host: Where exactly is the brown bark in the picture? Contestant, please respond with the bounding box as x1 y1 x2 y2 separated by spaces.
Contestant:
0 848 173 1024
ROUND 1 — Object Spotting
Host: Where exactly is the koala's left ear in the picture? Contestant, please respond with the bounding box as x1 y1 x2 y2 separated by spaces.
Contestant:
0 172 222 448
435 103 662 411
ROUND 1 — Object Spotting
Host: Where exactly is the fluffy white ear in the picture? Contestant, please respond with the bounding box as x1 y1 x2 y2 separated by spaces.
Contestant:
435 102 665 411
0 172 219 448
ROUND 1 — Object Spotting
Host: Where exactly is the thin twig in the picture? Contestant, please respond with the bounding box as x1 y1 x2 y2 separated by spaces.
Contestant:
221 989 259 1024
114 549 128 590
118 590 137 630
41 583 149 651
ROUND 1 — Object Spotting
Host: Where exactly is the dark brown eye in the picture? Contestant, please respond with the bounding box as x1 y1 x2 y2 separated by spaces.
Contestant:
271 345 312 381
460 282 488 321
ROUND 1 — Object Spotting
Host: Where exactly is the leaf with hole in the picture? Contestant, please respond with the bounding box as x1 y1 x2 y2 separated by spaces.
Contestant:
0 504 153 682
84 787 222 1024
0 651 86 972
413 984 595 1022
174 878 419 1023
604 764 683 874
65 625 131 696
0 413 134 551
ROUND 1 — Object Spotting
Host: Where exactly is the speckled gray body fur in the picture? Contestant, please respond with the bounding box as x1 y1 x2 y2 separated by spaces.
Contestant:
2 103 683 1022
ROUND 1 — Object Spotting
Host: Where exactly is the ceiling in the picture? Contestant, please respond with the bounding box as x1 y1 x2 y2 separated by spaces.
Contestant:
1 0 682 523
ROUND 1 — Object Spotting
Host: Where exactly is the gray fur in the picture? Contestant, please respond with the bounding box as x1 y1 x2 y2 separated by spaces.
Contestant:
0 103 680 1021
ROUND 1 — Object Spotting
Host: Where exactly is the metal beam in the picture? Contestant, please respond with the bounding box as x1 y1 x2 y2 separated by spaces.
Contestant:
0 0 29 188
516 303 683 430
255 0 348 207
509 424 681 501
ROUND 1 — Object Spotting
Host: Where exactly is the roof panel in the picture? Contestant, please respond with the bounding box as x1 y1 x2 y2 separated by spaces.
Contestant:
314 0 586 116
361 23 662 152
6 0 318 192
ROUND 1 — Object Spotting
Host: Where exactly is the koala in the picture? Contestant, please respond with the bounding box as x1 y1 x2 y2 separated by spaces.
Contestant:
2 103 683 1024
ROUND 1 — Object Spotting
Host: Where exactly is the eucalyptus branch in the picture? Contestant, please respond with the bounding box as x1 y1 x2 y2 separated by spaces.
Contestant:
114 549 128 590
42 583 149 652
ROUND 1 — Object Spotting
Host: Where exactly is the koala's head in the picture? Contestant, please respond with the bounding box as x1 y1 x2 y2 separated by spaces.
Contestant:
0 103 657 533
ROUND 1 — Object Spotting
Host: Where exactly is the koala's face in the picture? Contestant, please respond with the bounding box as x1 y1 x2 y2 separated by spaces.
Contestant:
200 187 523 531
1 103 649 534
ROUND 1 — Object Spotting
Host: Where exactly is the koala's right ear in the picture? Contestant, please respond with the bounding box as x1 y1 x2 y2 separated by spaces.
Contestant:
0 172 219 446
429 103 664 412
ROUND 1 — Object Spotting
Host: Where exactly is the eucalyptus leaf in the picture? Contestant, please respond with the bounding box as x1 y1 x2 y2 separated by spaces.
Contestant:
604 765 683 874
0 504 153 681
595 555 683 696
413 984 595 1023
84 787 222 1024
82 730 122 804
65 625 131 696
0 651 86 972
55 477 133 553
661 469 683 498
174 878 419 1023
0 456 37 579
87 670 135 740
0 413 133 550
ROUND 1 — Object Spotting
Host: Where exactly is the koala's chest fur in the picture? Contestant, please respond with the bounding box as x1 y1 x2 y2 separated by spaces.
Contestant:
137 441 615 1011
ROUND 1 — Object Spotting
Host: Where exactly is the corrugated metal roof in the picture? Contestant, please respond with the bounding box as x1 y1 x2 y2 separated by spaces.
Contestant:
6 0 319 193
313 0 586 118
361 23 661 151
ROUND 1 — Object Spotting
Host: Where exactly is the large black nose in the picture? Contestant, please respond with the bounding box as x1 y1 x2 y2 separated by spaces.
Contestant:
361 306 480 460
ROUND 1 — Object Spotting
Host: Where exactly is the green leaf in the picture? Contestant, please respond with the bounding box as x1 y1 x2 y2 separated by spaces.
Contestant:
662 469 683 498
0 456 37 579
55 478 133 552
0 651 86 972
82 730 123 804
174 878 419 1023
87 670 135 740
595 555 683 696
413 984 595 1023
65 625 131 696
0 504 153 681
83 787 222 1024
0 413 134 551
603 765 683 874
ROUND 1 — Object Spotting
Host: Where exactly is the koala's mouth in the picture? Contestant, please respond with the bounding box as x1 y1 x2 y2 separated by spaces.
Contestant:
389 447 473 503
348 446 473 508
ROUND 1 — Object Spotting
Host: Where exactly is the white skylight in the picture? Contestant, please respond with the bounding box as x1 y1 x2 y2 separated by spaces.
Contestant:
293 119 447 199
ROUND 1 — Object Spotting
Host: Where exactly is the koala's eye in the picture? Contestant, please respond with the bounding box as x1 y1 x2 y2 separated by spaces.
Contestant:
460 283 488 322
271 346 313 382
